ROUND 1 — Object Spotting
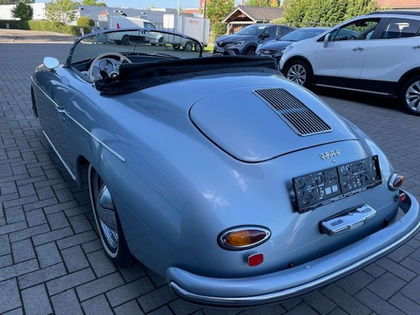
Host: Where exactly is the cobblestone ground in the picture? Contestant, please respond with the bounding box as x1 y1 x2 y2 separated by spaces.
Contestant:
0 43 419 315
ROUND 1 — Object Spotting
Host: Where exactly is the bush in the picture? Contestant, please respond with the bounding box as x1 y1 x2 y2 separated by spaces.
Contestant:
76 16 95 27
0 19 90 36
212 22 227 36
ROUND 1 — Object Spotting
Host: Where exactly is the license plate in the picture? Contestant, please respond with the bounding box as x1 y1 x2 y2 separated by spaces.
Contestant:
291 156 382 213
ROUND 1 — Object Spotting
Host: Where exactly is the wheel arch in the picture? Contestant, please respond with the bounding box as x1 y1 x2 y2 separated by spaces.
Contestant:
75 155 90 188
282 55 314 75
398 67 420 93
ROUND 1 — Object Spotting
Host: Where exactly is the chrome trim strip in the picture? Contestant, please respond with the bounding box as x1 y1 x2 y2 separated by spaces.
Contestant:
31 76 126 162
64 114 126 162
42 130 76 181
170 213 420 306
314 83 392 96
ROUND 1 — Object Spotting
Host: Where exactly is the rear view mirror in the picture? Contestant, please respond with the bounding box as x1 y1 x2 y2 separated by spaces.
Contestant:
323 33 331 48
43 57 59 71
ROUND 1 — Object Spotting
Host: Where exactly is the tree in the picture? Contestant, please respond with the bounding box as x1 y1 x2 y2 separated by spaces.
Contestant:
246 0 280 7
206 0 235 23
11 1 33 20
282 0 377 28
45 0 78 24
81 0 106 6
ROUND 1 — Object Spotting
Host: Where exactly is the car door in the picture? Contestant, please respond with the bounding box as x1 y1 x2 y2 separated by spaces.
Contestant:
315 18 380 79
360 17 420 84
34 70 71 166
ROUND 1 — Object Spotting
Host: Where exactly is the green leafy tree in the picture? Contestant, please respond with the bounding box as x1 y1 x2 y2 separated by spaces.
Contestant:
282 0 377 28
11 1 33 20
206 0 234 37
246 0 280 7
207 0 235 23
81 0 106 6
45 0 78 24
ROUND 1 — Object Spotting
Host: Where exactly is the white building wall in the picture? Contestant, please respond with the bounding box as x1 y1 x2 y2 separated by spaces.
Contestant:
0 3 46 20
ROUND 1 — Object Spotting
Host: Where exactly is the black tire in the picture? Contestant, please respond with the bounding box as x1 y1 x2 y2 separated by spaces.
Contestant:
284 60 313 88
172 44 181 50
88 165 134 267
122 35 130 46
184 41 193 51
244 46 256 55
400 75 420 116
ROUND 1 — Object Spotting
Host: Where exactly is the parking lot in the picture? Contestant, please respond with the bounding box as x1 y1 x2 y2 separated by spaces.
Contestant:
0 43 419 314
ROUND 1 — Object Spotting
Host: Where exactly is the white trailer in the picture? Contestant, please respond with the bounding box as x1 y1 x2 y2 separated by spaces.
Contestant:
163 14 210 46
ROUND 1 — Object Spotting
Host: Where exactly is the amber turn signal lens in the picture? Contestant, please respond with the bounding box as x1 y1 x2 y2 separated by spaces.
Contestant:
220 228 270 249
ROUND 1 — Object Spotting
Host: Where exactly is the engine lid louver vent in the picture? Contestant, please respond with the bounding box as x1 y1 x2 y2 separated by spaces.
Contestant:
254 88 332 136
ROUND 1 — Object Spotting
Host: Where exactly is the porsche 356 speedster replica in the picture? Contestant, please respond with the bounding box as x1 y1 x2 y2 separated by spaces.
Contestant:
31 29 419 306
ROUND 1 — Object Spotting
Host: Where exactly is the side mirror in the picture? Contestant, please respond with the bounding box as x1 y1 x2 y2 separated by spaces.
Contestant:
43 57 59 71
323 33 331 48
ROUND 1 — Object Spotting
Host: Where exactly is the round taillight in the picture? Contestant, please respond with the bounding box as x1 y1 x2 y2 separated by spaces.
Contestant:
219 226 271 250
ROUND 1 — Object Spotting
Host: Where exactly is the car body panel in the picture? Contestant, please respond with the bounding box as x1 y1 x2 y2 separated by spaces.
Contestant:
31 28 419 306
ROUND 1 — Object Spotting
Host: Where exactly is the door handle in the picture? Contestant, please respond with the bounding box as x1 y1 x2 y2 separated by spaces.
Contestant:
352 47 364 52
56 108 67 121
413 45 420 49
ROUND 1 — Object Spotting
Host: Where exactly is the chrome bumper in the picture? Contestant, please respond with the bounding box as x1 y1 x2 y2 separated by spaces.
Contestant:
167 189 419 307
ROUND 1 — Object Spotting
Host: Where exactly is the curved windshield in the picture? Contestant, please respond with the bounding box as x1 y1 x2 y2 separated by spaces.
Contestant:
69 29 201 66
236 24 267 36
279 28 327 41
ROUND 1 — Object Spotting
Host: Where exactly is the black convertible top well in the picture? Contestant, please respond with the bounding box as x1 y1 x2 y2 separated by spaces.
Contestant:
95 56 277 95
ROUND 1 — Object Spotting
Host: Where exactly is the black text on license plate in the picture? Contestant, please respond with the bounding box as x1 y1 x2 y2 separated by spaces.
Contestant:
291 156 382 213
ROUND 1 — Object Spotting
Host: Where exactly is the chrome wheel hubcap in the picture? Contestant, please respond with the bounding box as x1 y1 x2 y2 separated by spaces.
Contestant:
93 177 119 253
406 80 420 112
287 64 306 85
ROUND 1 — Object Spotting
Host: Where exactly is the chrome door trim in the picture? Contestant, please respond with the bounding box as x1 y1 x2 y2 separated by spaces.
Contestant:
31 76 126 162
314 83 392 96
42 130 76 180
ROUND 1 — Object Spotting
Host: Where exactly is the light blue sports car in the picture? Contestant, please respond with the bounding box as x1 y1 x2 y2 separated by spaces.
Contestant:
31 29 419 306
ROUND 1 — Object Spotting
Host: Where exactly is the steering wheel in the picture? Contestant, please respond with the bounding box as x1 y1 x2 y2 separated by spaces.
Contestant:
88 52 132 82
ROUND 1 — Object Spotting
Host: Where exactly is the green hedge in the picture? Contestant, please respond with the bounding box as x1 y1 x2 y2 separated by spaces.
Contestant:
0 19 90 36
76 16 95 27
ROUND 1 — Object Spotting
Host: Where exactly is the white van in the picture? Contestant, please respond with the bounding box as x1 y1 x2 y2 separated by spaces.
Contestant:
108 16 160 45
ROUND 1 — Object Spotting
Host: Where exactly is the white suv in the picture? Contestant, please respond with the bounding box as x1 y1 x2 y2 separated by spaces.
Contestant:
279 11 420 115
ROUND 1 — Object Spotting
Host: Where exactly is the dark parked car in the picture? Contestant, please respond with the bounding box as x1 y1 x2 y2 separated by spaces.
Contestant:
257 28 328 62
213 23 294 55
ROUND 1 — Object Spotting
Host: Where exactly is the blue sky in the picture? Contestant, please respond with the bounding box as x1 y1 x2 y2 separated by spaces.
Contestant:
36 1 200 9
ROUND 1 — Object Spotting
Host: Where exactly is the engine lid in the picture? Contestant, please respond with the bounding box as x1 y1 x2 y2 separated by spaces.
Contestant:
190 86 357 162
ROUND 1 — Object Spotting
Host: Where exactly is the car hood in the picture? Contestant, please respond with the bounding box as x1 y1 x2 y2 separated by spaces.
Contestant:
217 34 253 44
261 40 293 50
188 85 357 162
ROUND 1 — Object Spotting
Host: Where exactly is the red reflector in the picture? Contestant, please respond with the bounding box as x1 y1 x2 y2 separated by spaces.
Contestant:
248 253 264 267
399 193 407 202
116 23 120 29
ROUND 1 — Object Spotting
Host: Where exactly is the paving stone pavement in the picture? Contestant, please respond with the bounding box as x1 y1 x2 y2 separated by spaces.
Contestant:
0 43 419 315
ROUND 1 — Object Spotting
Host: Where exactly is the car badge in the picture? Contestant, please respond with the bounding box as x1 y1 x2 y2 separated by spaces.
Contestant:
320 149 340 161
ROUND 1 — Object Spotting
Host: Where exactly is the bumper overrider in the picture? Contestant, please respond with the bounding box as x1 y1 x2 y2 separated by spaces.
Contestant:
167 189 419 307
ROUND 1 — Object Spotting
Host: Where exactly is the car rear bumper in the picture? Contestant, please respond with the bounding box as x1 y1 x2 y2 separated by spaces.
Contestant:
167 189 419 307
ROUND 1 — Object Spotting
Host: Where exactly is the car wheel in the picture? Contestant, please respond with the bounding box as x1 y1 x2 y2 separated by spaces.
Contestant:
184 41 194 51
172 44 181 50
88 165 134 267
245 46 256 55
122 35 130 46
285 60 312 87
158 37 164 46
400 75 420 115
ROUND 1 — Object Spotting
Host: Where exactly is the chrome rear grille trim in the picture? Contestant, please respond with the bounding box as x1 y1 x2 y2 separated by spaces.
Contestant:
254 88 332 136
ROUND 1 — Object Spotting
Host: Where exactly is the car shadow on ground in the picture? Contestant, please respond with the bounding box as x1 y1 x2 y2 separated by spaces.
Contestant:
315 87 402 113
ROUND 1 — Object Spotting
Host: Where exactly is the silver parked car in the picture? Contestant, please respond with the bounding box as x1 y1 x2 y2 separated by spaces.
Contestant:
31 29 419 306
